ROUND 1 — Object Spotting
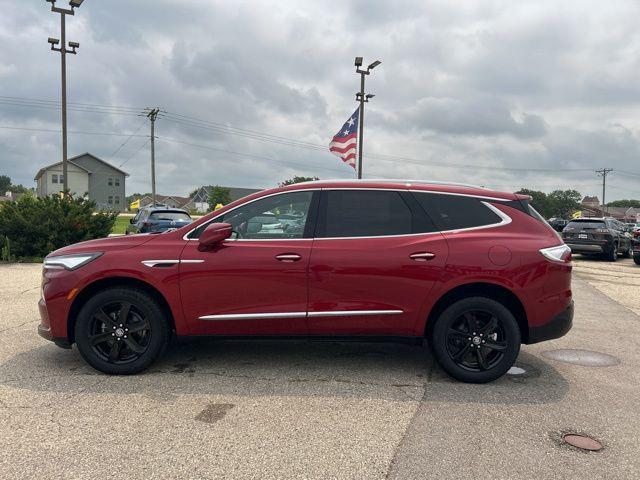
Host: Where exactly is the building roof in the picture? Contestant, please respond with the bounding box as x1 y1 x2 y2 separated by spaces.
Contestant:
34 160 91 181
34 153 129 181
69 152 130 177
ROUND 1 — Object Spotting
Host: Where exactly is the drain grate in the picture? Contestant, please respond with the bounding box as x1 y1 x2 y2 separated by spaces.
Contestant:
541 349 620 367
563 433 603 452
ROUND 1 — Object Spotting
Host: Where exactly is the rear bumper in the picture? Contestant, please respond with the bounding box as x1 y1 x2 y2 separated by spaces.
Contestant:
527 301 574 344
565 243 605 253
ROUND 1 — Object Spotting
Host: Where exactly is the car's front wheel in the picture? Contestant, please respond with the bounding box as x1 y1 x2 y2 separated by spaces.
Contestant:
75 287 170 374
431 297 521 383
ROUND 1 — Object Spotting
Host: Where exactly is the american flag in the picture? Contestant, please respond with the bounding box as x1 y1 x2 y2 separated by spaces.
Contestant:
329 108 359 170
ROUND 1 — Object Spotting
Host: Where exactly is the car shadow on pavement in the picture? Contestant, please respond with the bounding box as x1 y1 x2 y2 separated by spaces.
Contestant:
0 340 568 405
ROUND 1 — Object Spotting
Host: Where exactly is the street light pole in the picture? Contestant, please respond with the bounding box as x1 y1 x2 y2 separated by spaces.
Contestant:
46 0 84 194
354 57 381 179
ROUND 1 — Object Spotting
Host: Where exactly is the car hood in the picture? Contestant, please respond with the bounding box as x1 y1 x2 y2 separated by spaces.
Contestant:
47 234 156 257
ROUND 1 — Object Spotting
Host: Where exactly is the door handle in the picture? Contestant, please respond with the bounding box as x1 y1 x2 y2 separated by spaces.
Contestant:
410 252 436 261
275 253 301 262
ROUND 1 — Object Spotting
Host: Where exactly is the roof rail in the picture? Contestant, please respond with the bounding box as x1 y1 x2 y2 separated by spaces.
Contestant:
297 178 488 189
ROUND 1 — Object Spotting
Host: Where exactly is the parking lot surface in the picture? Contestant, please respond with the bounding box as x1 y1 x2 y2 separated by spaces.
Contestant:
0 260 639 479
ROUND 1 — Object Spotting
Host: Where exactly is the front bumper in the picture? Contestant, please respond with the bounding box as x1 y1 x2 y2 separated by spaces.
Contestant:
527 301 574 344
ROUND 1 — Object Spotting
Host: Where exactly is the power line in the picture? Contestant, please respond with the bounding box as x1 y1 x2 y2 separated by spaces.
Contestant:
0 125 147 137
106 119 147 161
118 137 150 168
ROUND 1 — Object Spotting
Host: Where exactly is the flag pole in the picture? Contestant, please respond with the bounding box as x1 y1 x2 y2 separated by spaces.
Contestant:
354 57 381 180
357 70 365 179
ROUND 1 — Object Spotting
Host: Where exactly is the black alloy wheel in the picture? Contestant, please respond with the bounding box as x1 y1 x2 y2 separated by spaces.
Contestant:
606 243 618 262
431 297 521 383
75 288 169 374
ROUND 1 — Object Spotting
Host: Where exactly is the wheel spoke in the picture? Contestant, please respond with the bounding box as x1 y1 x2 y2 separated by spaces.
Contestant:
475 348 489 370
452 344 471 362
483 340 507 352
123 336 145 354
463 313 476 334
448 329 469 341
127 320 150 334
89 331 114 346
119 302 132 325
481 316 498 335
94 308 116 329
108 340 121 362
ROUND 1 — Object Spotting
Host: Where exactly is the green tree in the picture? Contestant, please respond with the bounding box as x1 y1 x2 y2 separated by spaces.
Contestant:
516 189 552 218
547 189 581 219
8 184 30 195
607 199 640 208
0 194 117 260
0 175 10 193
278 176 319 187
208 185 231 210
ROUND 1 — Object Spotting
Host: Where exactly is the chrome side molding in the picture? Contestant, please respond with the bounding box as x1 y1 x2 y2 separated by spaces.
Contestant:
141 259 205 267
198 310 404 320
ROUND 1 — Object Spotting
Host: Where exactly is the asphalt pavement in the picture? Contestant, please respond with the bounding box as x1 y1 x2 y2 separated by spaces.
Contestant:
0 260 638 479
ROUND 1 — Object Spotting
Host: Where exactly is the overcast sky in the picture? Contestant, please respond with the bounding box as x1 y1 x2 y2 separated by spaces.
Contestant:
2 0 640 201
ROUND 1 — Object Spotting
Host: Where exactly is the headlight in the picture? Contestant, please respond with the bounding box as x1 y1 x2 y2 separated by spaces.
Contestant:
43 252 103 270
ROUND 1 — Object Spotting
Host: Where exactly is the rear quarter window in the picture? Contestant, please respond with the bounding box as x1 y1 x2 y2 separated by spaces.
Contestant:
412 193 503 231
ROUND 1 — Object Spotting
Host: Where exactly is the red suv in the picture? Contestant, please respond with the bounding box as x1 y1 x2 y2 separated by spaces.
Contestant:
38 180 573 383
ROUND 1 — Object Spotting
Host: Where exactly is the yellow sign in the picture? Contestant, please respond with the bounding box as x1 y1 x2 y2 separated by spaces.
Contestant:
214 203 224 210
130 199 140 210
572 210 581 219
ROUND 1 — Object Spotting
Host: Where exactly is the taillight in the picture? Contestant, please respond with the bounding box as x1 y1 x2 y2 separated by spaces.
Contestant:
540 244 572 263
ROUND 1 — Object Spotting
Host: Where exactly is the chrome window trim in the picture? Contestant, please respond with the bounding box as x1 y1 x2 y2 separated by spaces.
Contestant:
182 187 513 242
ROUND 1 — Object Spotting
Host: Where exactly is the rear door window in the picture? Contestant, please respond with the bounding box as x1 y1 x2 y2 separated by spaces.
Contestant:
318 190 414 238
412 192 503 231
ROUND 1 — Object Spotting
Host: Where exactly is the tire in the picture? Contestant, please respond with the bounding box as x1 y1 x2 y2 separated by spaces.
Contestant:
606 243 618 262
622 245 631 258
75 287 170 374
634 253 640 266
431 297 521 383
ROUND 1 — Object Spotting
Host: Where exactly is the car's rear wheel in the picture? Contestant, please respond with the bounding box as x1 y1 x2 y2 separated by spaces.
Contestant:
634 253 640 265
75 288 169 374
431 297 521 383
621 244 631 258
606 243 618 262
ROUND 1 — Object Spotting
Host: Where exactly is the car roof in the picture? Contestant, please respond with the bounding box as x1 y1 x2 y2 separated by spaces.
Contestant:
276 179 521 201
146 208 190 214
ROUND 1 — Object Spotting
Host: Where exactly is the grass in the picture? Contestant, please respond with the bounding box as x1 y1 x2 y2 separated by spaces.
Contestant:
111 215 131 235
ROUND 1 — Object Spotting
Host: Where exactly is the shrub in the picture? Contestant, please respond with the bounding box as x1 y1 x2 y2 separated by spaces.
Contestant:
0 194 118 260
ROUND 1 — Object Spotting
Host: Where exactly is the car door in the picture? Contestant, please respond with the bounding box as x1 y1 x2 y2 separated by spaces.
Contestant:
307 189 449 336
179 190 319 335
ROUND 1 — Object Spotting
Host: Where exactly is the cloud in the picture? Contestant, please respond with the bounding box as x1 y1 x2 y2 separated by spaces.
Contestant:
1 0 640 201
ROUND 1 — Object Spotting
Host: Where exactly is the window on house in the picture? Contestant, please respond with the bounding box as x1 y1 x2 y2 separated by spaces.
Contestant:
115 196 120 204
108 196 113 204
115 178 120 187
52 174 58 184
108 178 113 186
59 174 64 184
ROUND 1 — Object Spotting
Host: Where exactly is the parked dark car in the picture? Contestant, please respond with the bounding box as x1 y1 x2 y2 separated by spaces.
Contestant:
633 237 640 265
39 180 573 383
562 217 632 261
547 218 568 232
126 207 192 234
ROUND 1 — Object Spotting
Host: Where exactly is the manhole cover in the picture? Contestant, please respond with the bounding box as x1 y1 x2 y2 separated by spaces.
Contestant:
541 349 620 367
563 433 603 452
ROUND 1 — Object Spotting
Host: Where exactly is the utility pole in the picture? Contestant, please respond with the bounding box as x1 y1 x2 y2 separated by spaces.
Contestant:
46 0 84 194
143 108 161 207
595 168 613 216
354 57 381 179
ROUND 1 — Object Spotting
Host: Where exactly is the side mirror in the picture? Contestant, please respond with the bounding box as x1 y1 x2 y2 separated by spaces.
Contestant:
199 222 233 247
